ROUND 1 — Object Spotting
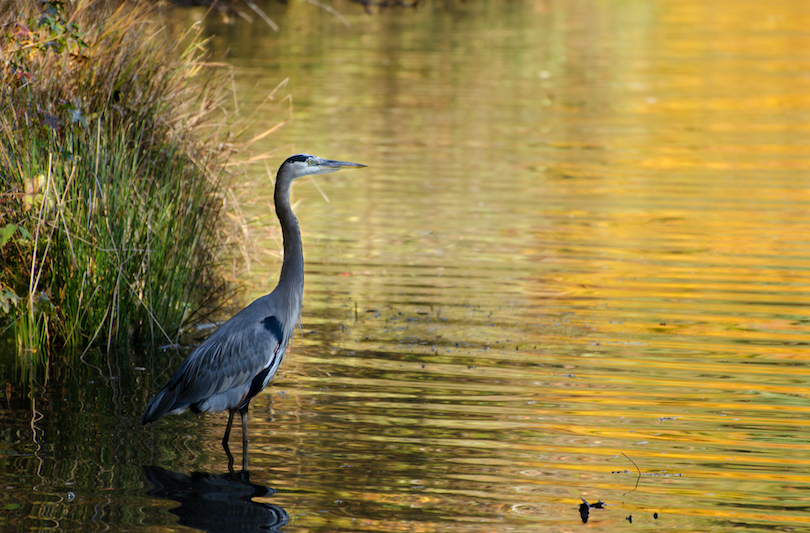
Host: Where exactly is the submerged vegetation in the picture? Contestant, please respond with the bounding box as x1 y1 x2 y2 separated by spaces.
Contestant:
0 0 239 368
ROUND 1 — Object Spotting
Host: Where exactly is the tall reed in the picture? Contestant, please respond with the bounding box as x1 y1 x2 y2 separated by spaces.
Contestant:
0 0 237 366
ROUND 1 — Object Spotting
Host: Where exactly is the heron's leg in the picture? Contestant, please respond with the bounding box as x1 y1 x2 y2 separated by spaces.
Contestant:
240 405 250 471
222 408 236 447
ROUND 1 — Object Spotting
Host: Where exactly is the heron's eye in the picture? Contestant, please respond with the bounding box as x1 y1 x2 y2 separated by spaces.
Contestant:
307 158 316 165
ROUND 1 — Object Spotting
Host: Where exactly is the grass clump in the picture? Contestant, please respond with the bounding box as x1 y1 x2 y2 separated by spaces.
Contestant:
0 0 237 365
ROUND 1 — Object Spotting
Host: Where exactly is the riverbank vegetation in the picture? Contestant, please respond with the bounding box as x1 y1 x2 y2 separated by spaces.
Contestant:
0 0 240 371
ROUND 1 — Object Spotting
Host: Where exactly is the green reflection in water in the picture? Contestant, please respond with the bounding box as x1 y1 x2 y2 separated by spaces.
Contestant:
4 0 810 531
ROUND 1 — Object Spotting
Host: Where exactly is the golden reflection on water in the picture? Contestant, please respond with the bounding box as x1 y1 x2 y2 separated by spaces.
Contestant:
202 1 810 528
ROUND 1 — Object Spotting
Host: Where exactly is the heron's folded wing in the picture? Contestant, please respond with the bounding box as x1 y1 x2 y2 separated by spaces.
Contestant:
172 316 283 406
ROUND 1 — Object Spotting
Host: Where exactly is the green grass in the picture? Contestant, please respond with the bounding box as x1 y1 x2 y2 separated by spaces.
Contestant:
0 0 239 367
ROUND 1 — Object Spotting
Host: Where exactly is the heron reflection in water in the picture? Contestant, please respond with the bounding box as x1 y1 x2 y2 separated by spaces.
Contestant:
142 155 366 469
144 466 288 533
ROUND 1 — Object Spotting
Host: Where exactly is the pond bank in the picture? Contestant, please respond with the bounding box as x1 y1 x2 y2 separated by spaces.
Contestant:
0 0 240 370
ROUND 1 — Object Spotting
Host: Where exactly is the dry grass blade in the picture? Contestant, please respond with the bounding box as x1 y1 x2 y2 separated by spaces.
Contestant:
243 0 279 31
301 0 352 27
308 176 330 203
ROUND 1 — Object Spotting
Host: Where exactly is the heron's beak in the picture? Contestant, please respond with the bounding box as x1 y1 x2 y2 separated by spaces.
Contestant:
316 158 367 174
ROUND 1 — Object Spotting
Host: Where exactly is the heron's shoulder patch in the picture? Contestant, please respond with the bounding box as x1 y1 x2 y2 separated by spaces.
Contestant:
261 315 284 343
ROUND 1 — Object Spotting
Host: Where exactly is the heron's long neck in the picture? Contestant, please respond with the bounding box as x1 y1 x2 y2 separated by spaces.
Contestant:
275 178 304 308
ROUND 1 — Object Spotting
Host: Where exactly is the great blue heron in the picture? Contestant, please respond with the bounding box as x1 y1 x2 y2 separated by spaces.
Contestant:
142 154 366 468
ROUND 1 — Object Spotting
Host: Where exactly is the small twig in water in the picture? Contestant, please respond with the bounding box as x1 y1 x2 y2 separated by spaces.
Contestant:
622 452 641 495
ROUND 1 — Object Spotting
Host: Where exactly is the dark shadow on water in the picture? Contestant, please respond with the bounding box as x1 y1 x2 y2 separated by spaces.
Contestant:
144 466 289 533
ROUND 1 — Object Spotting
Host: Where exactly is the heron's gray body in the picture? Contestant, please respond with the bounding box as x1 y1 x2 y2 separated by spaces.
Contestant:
141 154 365 466
141 291 299 421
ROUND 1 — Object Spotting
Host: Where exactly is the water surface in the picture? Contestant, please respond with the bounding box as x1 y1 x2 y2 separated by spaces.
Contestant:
3 0 810 531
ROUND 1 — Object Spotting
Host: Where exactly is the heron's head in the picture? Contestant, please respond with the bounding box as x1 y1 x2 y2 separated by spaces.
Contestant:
280 154 367 181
